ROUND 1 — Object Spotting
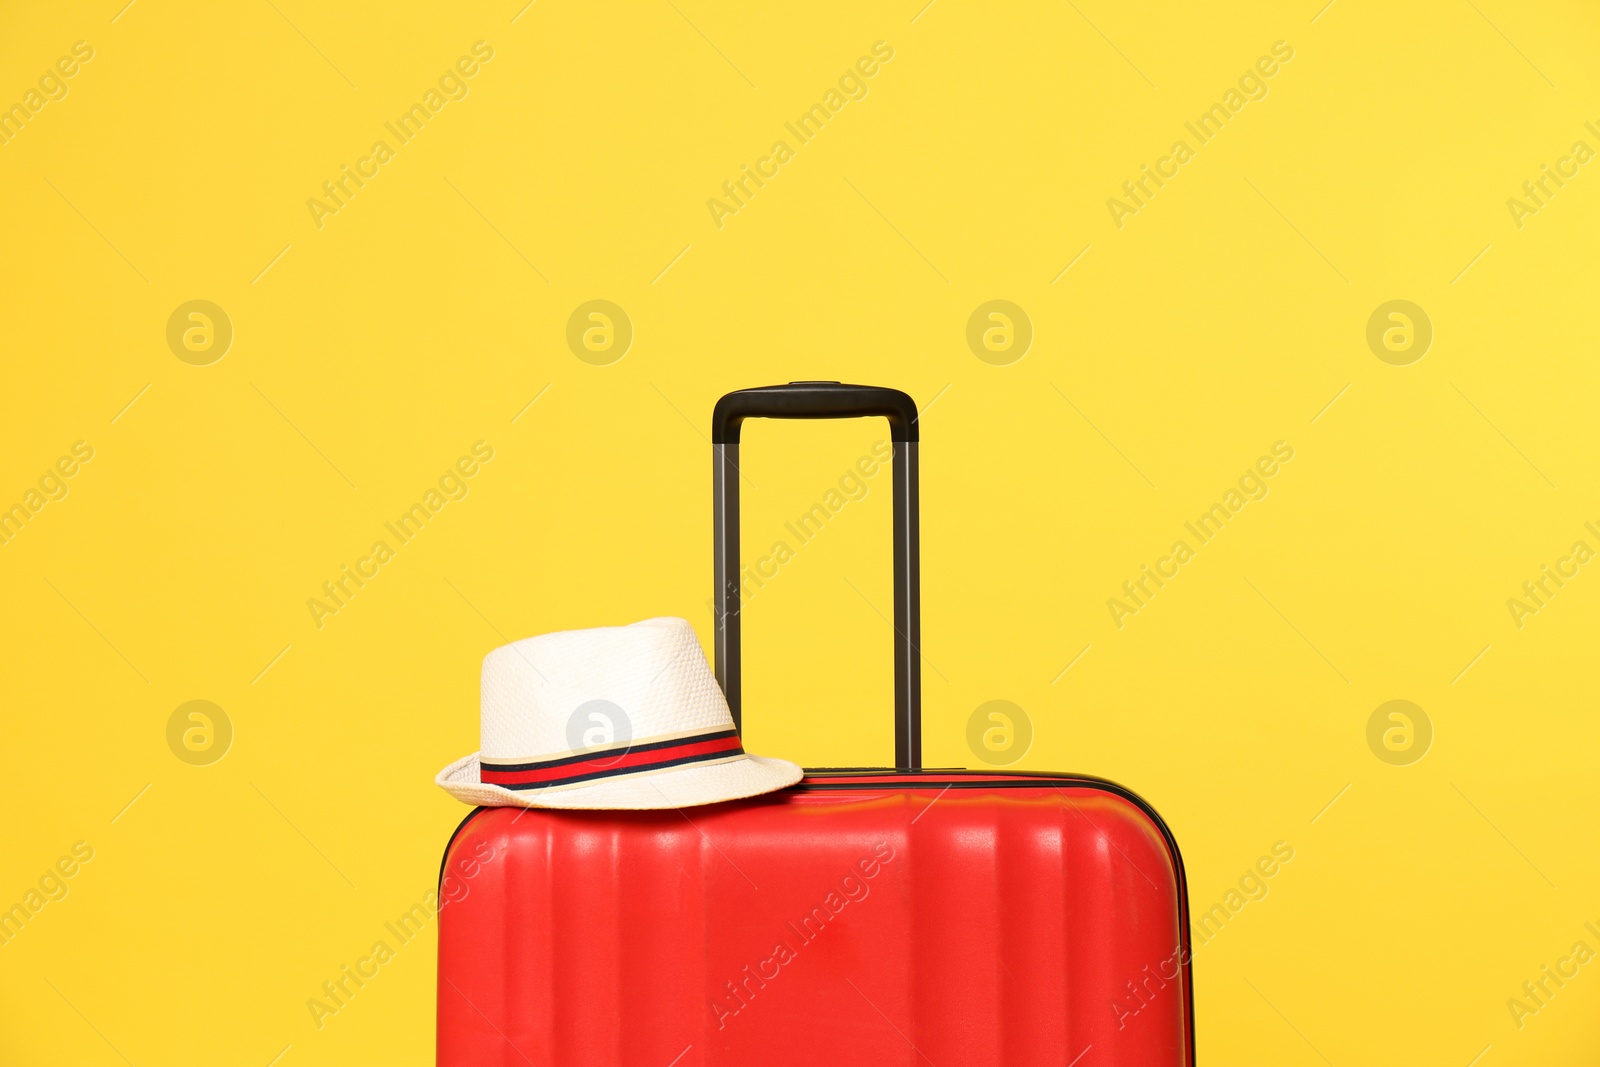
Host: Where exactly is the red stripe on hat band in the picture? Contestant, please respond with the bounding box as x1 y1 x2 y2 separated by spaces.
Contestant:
481 733 745 790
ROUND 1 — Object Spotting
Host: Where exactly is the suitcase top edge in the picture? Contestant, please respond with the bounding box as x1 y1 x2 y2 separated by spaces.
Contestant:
439 769 1187 897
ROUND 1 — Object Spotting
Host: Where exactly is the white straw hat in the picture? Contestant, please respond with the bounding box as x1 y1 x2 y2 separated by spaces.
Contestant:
436 617 802 809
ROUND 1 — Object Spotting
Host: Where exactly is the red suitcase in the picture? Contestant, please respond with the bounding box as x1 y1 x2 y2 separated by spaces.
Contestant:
437 383 1194 1065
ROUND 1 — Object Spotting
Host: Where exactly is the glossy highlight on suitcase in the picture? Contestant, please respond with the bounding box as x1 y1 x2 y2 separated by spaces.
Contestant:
437 384 1194 1065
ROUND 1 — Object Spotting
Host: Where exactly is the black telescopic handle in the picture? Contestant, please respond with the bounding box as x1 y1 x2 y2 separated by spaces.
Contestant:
712 382 922 769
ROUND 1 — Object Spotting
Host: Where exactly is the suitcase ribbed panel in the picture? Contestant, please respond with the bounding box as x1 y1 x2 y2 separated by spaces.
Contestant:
438 775 1191 1066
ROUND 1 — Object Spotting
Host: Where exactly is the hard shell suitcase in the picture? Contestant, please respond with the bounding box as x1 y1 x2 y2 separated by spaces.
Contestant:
437 383 1194 1065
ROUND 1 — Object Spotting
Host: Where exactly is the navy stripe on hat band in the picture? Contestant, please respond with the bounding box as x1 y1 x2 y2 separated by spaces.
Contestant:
480 728 741 773
495 743 746 791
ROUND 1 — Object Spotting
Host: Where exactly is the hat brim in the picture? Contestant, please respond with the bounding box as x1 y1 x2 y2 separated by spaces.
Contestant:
435 751 803 810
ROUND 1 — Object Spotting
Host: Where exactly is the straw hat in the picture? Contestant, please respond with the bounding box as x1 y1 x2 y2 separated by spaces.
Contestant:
436 617 801 809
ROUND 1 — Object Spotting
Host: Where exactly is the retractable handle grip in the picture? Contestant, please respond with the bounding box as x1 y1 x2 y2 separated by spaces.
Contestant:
712 382 922 769
711 382 920 444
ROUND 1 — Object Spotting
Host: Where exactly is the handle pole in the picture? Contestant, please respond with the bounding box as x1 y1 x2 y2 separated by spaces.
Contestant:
713 441 742 725
890 439 921 768
712 383 921 769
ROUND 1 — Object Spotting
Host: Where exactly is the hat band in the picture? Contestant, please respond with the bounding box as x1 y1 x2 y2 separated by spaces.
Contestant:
480 728 745 791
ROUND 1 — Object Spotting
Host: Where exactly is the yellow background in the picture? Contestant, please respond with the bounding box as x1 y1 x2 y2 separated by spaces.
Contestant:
2 0 1597 1063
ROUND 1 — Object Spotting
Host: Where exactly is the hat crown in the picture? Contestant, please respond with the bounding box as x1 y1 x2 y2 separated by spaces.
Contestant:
479 617 729 761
